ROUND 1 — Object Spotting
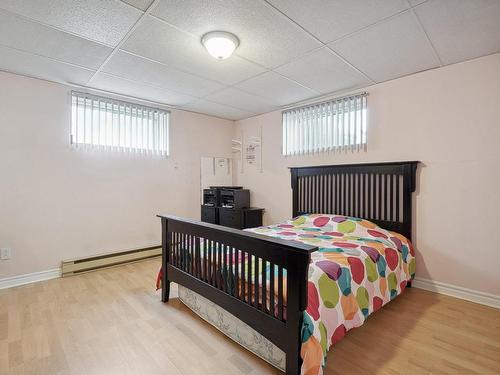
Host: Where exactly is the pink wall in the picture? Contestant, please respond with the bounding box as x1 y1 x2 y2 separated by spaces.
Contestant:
0 71 233 279
234 53 500 295
2 53 500 296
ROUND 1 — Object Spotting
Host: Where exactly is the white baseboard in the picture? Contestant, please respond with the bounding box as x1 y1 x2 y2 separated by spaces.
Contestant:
412 277 500 309
0 268 61 290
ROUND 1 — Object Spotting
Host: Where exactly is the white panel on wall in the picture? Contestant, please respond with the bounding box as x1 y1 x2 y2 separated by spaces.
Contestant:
200 156 233 203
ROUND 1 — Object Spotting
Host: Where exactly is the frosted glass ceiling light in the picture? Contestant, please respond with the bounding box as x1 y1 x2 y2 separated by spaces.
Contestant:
201 31 239 60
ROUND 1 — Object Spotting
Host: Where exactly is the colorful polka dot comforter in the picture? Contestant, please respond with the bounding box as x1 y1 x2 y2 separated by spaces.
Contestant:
246 214 415 375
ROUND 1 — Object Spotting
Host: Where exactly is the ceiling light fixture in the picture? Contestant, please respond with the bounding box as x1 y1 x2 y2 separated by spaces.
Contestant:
201 31 239 60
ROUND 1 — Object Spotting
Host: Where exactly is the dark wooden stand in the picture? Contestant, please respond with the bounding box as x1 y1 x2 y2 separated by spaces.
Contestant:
218 207 264 229
201 205 264 229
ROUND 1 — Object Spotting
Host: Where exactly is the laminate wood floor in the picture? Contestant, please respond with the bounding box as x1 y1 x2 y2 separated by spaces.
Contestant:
1 258 499 374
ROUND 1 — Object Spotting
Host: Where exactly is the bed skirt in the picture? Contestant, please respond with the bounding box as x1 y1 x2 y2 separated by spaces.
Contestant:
178 285 286 371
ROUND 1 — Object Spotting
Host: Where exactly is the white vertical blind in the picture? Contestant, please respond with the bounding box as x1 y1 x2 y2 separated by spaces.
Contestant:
282 92 367 156
71 91 170 156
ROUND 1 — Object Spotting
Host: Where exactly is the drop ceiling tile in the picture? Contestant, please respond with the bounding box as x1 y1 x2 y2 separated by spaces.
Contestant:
0 0 142 46
151 0 321 68
182 99 254 121
266 0 409 43
90 72 196 106
120 0 154 11
0 45 94 85
204 87 277 114
0 10 112 70
409 0 428 6
275 47 371 94
329 11 440 83
235 71 318 107
123 16 266 85
415 0 500 65
103 50 224 98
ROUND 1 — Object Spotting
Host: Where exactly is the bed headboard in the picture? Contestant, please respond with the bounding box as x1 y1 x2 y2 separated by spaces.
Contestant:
290 161 419 240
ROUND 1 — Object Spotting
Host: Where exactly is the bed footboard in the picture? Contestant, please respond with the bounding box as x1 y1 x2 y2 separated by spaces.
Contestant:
158 215 318 375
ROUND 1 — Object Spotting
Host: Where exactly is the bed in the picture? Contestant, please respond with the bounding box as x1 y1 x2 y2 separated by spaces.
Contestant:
158 161 419 374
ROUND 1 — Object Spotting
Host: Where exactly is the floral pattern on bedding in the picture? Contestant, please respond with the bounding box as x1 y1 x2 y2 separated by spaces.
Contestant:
246 214 415 375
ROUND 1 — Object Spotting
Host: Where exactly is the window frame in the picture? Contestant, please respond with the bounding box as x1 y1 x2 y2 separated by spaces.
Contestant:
282 93 367 156
71 91 170 157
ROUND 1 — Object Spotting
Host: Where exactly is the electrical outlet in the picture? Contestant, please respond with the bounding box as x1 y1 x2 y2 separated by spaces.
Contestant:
0 248 11 260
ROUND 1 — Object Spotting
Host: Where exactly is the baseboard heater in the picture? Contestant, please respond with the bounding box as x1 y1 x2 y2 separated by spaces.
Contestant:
61 245 161 277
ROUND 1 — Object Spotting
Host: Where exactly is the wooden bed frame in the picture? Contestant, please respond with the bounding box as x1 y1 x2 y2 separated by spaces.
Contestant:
158 161 419 374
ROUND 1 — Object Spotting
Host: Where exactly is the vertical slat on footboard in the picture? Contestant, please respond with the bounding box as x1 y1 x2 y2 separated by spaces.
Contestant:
270 264 275 314
189 235 193 275
212 240 217 287
234 248 239 298
368 173 372 218
387 174 395 220
396 175 400 222
192 236 196 276
261 260 267 312
362 174 366 219
184 233 188 271
357 173 361 217
240 251 245 302
229 246 234 296
216 242 220 290
247 254 252 304
222 244 227 293
324 175 328 214
177 233 181 268
254 256 259 309
178 233 183 270
203 238 208 282
342 173 346 215
335 174 340 214
378 174 382 220
277 266 284 321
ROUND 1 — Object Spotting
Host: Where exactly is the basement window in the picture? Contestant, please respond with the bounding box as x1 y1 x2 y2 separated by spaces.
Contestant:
71 91 170 156
282 93 367 156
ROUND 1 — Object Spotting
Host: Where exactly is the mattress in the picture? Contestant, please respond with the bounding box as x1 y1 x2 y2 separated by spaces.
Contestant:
165 214 415 374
